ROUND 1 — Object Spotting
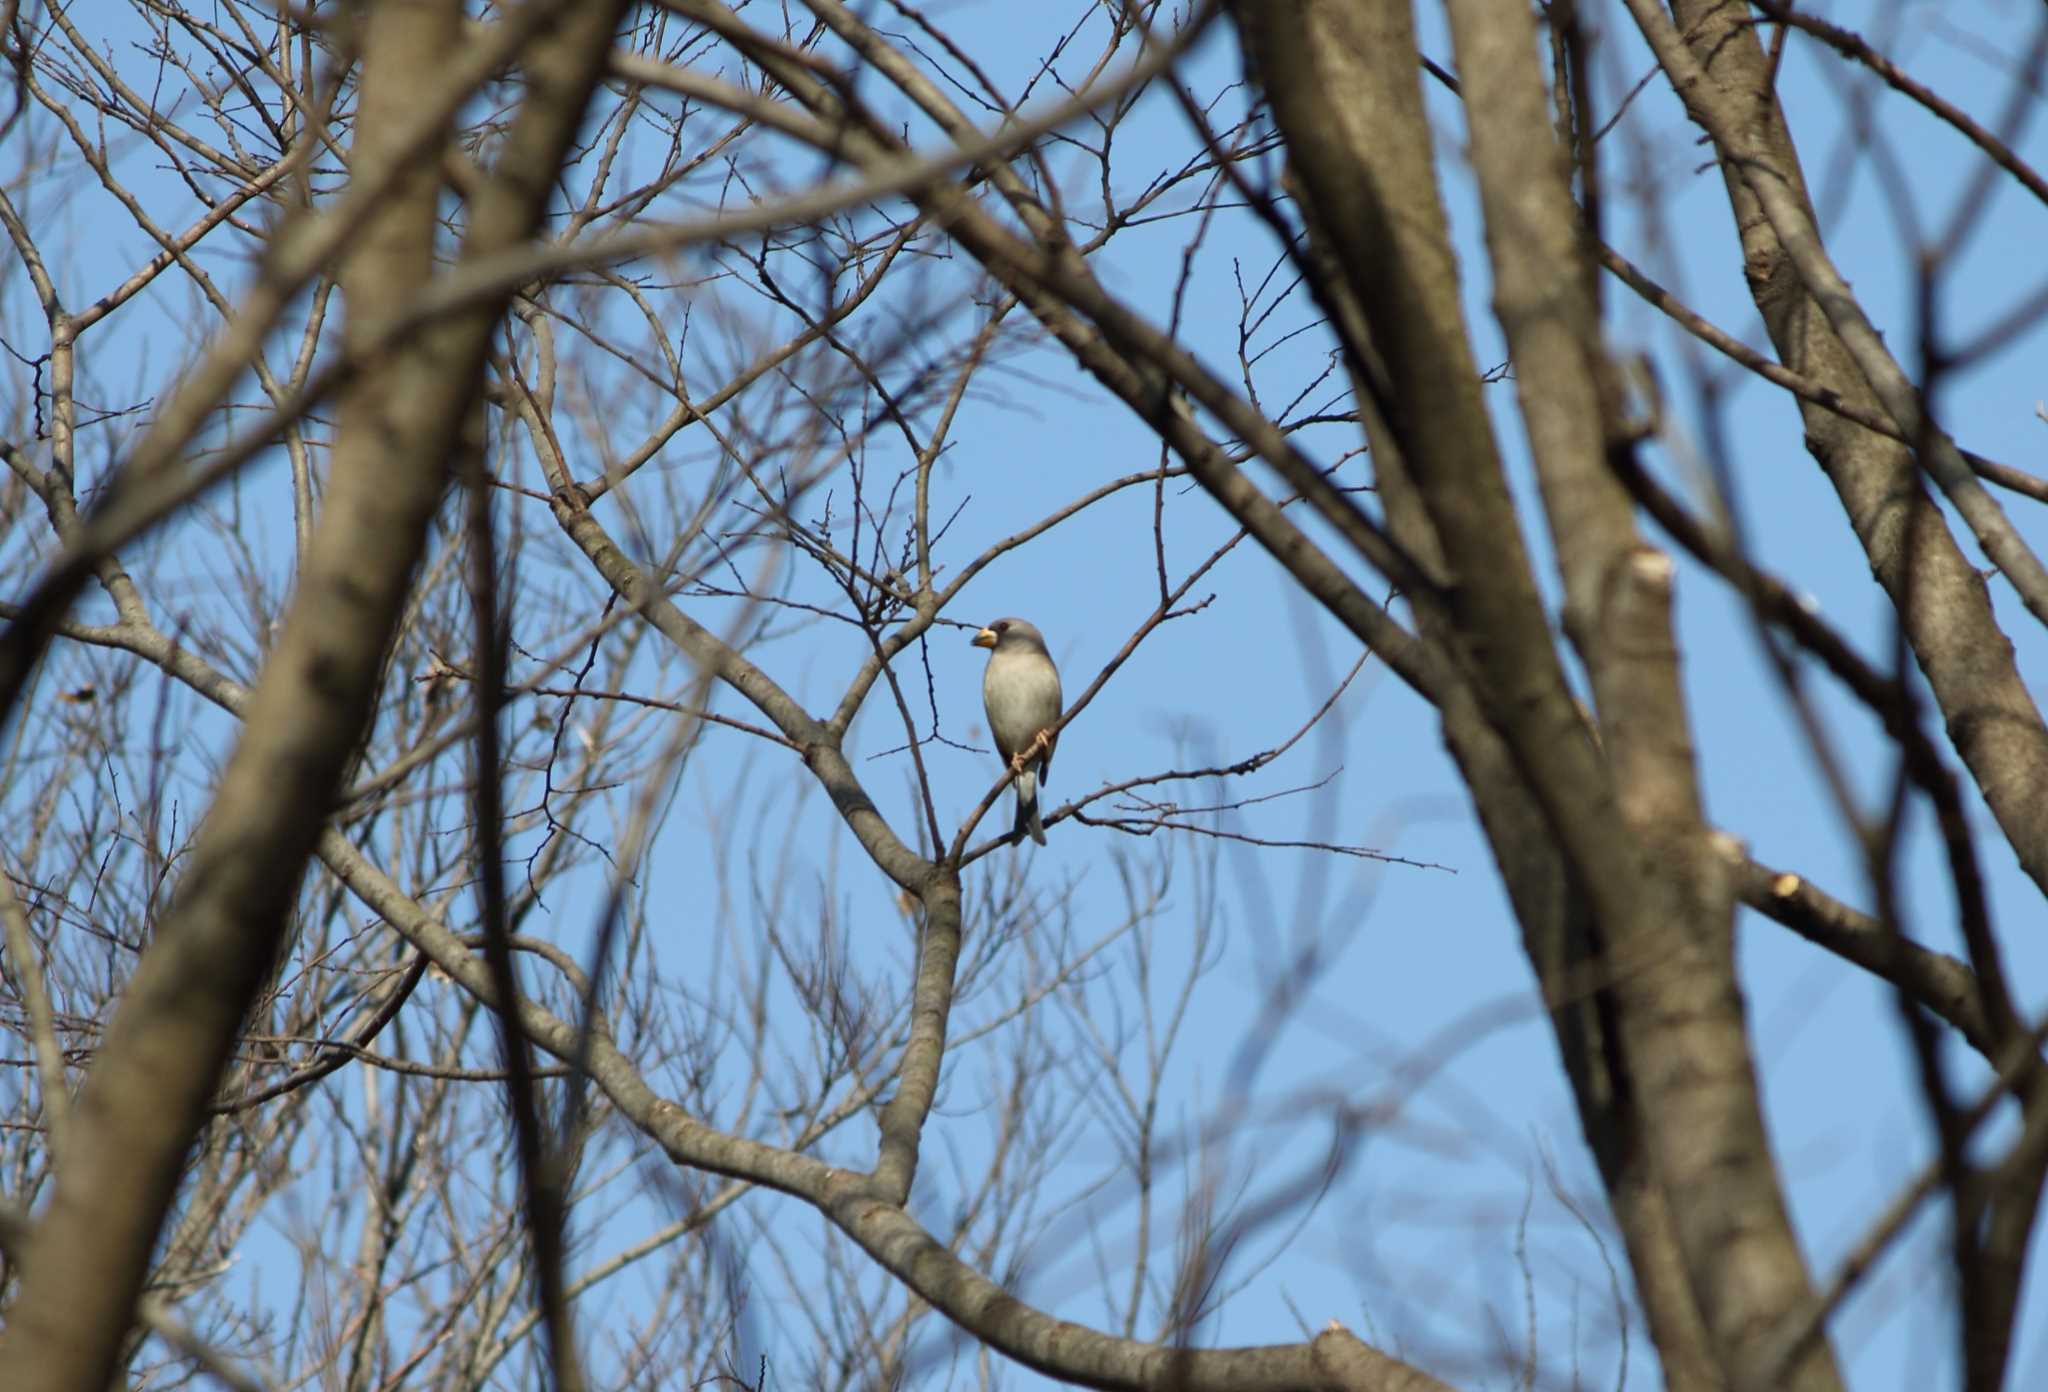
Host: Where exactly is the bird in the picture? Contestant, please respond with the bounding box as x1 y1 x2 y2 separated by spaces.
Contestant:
971 617 1063 845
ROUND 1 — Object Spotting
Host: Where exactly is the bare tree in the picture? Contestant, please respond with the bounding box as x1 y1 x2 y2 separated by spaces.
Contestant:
0 1 2045 1390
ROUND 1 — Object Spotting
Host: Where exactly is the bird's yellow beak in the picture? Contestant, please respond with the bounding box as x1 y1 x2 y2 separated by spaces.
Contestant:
971 627 997 649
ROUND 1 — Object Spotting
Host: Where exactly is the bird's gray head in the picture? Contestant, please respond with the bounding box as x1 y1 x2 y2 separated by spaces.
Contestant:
971 617 1047 652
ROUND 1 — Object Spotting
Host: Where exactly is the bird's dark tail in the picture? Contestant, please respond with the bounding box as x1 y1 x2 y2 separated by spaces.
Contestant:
1014 769 1047 846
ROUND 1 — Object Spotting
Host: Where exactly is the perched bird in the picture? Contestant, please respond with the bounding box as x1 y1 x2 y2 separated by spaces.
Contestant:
972 617 1063 845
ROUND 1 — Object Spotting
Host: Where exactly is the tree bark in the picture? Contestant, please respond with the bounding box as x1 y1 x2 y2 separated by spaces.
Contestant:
0 2 630 1384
